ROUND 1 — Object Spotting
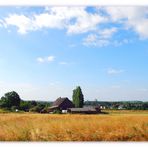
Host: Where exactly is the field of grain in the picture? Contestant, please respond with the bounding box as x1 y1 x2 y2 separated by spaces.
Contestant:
0 111 148 141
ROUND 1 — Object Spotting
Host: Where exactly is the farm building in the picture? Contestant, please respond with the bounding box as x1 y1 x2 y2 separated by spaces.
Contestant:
40 97 101 114
44 97 75 113
67 106 101 114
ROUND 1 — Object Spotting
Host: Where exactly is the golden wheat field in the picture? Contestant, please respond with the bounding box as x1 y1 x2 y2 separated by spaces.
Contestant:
0 110 148 141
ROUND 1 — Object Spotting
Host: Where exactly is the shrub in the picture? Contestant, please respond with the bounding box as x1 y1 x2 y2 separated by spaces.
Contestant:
53 109 62 114
29 105 45 113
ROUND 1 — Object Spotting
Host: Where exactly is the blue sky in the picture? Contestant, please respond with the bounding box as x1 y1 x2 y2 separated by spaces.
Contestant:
0 6 148 101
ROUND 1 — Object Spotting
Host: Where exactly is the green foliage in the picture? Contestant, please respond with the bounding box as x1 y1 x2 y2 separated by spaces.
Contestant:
0 91 21 108
39 101 51 107
53 109 62 114
84 101 148 110
72 86 84 108
11 106 17 111
19 101 31 111
20 101 51 112
20 100 38 111
0 108 11 113
29 106 39 113
30 100 37 106
29 104 45 113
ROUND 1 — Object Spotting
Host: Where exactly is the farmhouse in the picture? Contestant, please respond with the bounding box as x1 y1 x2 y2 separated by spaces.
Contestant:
46 97 75 113
67 106 101 114
41 97 101 114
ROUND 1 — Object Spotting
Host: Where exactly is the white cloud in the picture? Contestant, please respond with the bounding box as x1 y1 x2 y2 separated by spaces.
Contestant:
4 14 34 34
83 34 97 46
47 7 107 34
98 27 117 39
83 27 117 47
83 35 110 47
37 56 55 63
107 68 125 75
1 6 148 45
113 39 132 46
96 39 110 47
47 56 55 62
103 6 148 39
83 35 131 47
1 7 107 35
37 57 44 63
67 13 106 34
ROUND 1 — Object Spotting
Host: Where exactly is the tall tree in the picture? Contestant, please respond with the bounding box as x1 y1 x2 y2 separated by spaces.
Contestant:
0 91 21 108
72 86 84 108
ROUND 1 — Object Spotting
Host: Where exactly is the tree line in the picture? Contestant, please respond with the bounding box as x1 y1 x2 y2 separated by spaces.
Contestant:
0 86 84 112
85 100 148 110
0 91 52 112
0 86 147 113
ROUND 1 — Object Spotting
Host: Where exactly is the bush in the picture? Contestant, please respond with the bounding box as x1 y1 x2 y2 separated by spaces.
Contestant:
11 106 18 111
19 101 31 111
29 105 45 113
53 109 62 114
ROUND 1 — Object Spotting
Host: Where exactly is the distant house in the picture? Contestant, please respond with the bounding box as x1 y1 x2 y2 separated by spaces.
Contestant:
100 106 106 109
118 105 125 110
67 106 101 114
45 97 75 113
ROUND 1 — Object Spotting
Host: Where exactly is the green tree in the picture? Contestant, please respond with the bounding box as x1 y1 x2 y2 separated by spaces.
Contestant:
72 86 84 108
0 91 21 108
19 101 31 111
19 100 37 111
29 104 45 113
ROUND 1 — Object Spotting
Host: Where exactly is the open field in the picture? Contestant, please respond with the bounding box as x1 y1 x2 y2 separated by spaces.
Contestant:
0 110 148 141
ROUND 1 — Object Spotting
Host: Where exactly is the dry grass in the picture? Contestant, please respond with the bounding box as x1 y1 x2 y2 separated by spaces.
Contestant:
0 111 148 141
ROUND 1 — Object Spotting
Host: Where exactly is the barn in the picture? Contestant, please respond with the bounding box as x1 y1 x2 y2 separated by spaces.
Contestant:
40 97 101 114
45 97 75 113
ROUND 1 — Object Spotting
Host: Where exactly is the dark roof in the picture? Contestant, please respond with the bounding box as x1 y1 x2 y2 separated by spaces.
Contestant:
52 97 69 107
68 107 98 112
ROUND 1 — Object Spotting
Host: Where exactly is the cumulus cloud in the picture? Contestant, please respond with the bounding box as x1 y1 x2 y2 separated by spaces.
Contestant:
83 34 97 46
4 14 34 34
1 6 148 47
67 13 106 34
83 7 148 46
1 7 107 35
83 27 117 47
37 56 55 63
103 6 148 39
98 27 117 39
107 68 125 75
47 56 55 62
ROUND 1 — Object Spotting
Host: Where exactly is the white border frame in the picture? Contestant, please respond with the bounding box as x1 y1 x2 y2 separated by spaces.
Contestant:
0 0 148 6
0 0 148 147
